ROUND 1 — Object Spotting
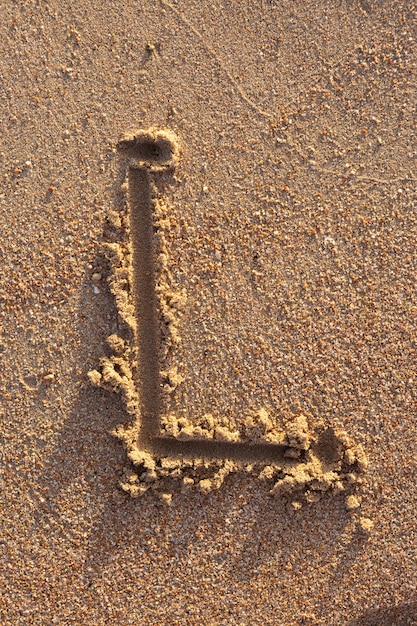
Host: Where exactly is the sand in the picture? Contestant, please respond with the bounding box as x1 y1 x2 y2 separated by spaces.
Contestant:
1 0 417 624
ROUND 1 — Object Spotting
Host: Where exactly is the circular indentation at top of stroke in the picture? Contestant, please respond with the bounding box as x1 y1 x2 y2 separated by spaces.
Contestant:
117 127 179 169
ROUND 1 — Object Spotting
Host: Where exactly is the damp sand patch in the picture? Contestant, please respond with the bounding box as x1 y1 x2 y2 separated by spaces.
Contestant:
89 128 368 507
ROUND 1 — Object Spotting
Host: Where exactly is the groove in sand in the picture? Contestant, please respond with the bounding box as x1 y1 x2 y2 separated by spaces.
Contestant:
128 164 293 465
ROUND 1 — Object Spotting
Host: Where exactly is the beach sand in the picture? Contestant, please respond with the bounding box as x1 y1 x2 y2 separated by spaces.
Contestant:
1 1 416 624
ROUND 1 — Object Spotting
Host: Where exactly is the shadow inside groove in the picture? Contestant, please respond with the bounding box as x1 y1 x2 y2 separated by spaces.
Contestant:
128 166 161 446
151 436 294 464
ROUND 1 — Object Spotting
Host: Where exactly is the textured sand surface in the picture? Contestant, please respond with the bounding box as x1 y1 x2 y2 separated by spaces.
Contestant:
1 0 417 624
